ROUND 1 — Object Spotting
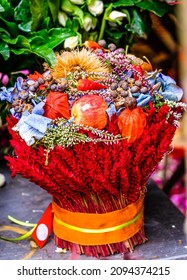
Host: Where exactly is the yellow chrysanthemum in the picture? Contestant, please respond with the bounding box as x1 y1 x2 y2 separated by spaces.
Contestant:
51 49 111 79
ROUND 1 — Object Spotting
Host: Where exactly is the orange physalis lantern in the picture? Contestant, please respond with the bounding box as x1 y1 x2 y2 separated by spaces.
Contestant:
118 107 147 143
43 91 70 120
28 71 43 81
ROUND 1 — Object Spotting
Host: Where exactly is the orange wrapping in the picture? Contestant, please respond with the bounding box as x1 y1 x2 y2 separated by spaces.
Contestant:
52 195 144 246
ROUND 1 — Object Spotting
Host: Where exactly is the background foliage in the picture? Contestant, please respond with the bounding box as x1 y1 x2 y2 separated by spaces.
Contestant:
0 0 178 124
0 0 175 80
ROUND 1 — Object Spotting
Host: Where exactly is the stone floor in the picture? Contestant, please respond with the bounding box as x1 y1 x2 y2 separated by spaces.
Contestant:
0 161 187 260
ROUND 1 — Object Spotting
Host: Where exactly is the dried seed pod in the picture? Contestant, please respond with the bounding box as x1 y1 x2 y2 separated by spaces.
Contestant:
120 90 129 98
110 82 118 90
114 96 126 110
108 43 117 51
110 90 118 98
130 85 140 93
117 87 125 93
140 86 148 94
124 96 137 110
135 80 142 87
121 81 128 90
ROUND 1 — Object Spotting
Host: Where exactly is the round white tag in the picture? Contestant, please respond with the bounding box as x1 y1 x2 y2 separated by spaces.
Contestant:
36 224 48 241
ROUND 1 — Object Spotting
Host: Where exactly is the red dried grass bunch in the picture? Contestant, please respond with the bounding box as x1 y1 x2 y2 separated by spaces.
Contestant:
5 100 179 258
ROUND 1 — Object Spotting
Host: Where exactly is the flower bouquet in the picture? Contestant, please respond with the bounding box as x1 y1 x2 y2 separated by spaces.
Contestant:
0 41 186 258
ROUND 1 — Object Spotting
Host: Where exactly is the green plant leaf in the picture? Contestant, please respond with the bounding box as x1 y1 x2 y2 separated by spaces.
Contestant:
2 35 31 49
61 0 84 27
0 39 10 60
0 27 10 36
86 0 93 5
0 5 5 12
14 0 31 23
29 0 49 31
0 0 14 17
30 28 76 49
112 0 135 8
18 21 32 33
125 8 145 37
1 28 76 66
135 0 170 17
47 0 60 23
0 16 19 37
121 9 131 24
31 45 57 66
106 29 125 40
29 28 77 65
71 17 81 32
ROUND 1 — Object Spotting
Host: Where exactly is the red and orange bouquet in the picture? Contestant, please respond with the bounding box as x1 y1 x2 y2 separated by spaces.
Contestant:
0 42 186 258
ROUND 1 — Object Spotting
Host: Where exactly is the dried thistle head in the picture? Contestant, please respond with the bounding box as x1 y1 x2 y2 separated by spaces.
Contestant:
51 49 111 79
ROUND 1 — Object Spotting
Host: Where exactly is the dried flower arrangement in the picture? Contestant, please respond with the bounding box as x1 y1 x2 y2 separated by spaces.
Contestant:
0 41 186 258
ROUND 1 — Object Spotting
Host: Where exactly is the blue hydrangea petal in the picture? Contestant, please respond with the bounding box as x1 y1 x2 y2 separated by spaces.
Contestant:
152 73 183 101
117 107 125 116
25 114 52 134
19 124 44 146
0 87 15 103
16 77 23 91
124 70 132 78
160 83 183 101
13 112 52 145
19 124 35 145
13 112 30 131
32 101 45 115
132 93 140 98
156 73 176 90
106 103 117 120
136 94 152 107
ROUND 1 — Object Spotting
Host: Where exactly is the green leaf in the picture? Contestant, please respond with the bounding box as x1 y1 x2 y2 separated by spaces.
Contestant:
14 0 31 23
43 17 51 29
29 0 49 31
86 0 93 5
85 31 98 42
1 28 76 66
18 21 32 33
0 5 5 12
30 28 76 49
61 0 84 27
125 9 145 37
135 0 170 17
29 28 76 65
47 0 60 23
106 29 125 40
0 16 19 37
0 39 10 60
31 45 57 66
121 9 131 24
0 27 11 36
112 0 135 8
71 17 81 32
0 0 14 17
2 35 31 49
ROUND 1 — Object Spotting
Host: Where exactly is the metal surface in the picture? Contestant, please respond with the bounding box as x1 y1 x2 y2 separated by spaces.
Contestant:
0 162 187 260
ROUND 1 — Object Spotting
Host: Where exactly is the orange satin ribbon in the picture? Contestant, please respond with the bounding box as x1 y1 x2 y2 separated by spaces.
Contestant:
52 195 144 246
